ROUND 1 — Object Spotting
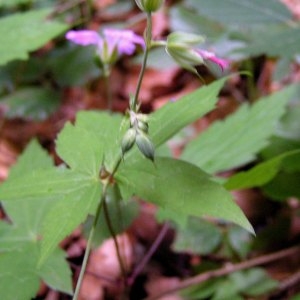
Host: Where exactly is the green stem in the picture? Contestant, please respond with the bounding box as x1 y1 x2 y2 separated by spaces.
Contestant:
73 10 154 299
73 185 107 300
132 12 152 110
103 197 127 279
103 70 113 111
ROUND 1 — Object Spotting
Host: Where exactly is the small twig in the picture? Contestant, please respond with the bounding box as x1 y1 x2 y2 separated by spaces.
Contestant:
143 245 300 300
128 222 170 286
277 269 300 292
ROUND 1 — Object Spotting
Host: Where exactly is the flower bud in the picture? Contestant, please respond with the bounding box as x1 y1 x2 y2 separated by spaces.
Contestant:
121 128 136 155
136 113 149 123
137 120 149 133
166 32 205 74
136 131 155 161
135 0 164 12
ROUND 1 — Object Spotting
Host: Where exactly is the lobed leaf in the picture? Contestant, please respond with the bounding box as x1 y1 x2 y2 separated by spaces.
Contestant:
185 0 292 27
39 248 73 295
224 149 300 190
62 111 124 171
181 85 297 173
39 182 101 265
0 9 68 65
0 244 40 300
116 157 254 234
237 26 300 59
149 77 227 148
0 87 60 121
173 218 222 254
0 243 73 299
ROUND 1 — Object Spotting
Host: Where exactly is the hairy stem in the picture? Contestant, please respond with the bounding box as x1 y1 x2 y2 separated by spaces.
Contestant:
144 245 300 300
132 12 152 110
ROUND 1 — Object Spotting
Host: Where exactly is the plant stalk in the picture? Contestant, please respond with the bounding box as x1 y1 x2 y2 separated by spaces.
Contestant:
132 12 152 110
73 185 107 300
103 197 127 279
73 10 153 299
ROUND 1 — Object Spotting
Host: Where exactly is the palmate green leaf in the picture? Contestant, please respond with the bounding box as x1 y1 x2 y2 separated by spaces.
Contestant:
185 0 292 27
0 140 55 250
56 123 104 176
0 243 72 299
47 46 101 87
0 168 92 201
0 244 40 300
0 9 68 66
56 111 123 172
224 149 300 190
1 87 60 121
262 172 300 201
229 268 278 296
0 0 35 7
150 77 227 148
0 140 73 295
9 139 54 178
116 157 254 234
39 248 73 295
181 85 297 174
238 26 300 59
169 6 225 38
173 218 222 255
39 181 101 265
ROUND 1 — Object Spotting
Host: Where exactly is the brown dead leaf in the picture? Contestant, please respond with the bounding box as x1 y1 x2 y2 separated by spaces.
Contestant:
145 276 183 300
0 139 18 182
79 233 133 299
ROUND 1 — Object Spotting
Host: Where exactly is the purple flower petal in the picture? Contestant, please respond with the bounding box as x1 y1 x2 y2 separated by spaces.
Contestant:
198 50 229 71
103 28 145 55
66 30 101 46
65 28 144 61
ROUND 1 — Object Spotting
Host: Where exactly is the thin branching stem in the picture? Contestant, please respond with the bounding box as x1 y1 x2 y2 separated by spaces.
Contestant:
103 197 127 279
128 222 169 285
143 245 300 300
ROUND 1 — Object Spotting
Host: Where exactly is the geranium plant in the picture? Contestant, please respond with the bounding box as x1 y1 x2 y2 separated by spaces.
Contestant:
0 1 256 299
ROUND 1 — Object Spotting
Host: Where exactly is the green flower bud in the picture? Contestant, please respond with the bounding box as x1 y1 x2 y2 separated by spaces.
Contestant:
121 128 136 155
136 113 149 123
137 120 149 133
136 131 155 161
166 32 205 74
135 0 164 12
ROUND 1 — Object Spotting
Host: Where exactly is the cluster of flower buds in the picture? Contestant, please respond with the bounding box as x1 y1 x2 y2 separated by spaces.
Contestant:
121 110 155 161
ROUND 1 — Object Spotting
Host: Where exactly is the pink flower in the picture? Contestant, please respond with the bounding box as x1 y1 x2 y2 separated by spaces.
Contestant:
197 50 229 71
66 28 144 57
